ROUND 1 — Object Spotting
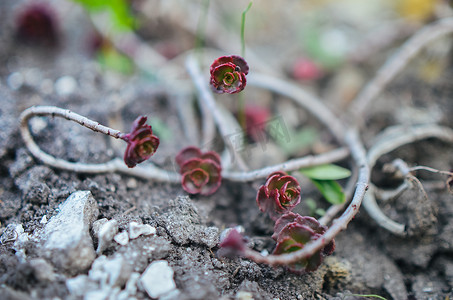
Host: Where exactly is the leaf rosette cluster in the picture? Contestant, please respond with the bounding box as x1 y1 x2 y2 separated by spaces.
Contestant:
256 171 301 220
122 116 159 168
176 146 222 195
210 55 249 94
272 212 335 273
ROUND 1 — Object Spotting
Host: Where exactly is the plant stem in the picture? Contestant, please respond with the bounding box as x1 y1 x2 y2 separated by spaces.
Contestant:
348 17 453 127
195 0 210 61
222 147 349 181
238 2 252 131
241 129 370 267
19 105 180 182
409 165 453 176
361 124 453 235
241 1 253 58
186 54 248 171
247 73 346 141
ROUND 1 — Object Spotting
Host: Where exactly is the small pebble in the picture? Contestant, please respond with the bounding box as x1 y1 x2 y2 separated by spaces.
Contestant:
7 72 24 90
97 219 118 254
55 75 77 96
140 260 176 299
40 215 47 224
128 222 156 240
114 231 129 246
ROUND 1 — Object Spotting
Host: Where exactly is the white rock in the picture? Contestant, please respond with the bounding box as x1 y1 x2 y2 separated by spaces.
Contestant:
129 222 156 240
140 260 176 299
114 231 129 246
40 215 47 224
96 219 118 254
117 272 140 300
66 275 98 297
84 288 110 300
89 255 132 288
92 218 108 237
55 75 77 96
6 72 24 90
39 191 99 275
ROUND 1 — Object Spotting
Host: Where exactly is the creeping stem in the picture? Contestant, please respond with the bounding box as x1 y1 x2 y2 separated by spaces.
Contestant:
19 105 180 182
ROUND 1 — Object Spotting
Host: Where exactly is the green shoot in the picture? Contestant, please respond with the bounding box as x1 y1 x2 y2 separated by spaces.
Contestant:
195 0 210 60
348 294 387 300
237 1 252 130
241 1 253 57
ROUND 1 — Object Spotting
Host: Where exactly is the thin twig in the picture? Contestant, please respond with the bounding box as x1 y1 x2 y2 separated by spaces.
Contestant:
222 147 349 181
349 17 453 126
20 106 181 182
409 165 453 176
247 73 346 141
362 185 406 236
367 124 453 167
362 124 453 235
185 54 248 171
347 20 418 64
241 129 369 267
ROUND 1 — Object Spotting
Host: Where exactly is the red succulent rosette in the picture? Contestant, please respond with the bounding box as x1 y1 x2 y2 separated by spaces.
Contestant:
256 171 301 220
210 55 249 94
272 212 335 273
122 116 159 168
175 146 222 196
15 2 59 46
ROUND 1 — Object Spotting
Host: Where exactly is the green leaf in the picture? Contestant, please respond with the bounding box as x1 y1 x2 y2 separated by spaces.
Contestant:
148 119 172 142
72 0 135 31
274 127 318 156
300 164 351 180
315 208 326 217
310 179 345 205
97 48 133 74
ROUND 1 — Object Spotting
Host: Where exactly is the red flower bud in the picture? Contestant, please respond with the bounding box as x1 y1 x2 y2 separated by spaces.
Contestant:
273 213 335 273
218 228 247 257
176 146 222 195
210 55 249 94
122 116 159 168
256 171 301 220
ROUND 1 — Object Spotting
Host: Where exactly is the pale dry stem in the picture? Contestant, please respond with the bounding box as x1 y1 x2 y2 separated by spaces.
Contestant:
20 106 180 182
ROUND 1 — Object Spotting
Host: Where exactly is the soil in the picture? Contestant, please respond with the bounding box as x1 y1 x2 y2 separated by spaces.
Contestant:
1 1 453 300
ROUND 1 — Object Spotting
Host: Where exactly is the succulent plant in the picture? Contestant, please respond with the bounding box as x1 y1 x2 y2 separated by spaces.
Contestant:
272 212 335 273
243 105 270 142
210 55 249 94
175 146 222 195
15 2 59 46
256 171 301 220
122 116 159 168
217 228 247 257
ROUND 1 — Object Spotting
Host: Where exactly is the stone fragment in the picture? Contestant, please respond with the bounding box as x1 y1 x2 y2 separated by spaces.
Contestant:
114 231 129 246
66 275 98 297
96 219 119 254
117 272 140 300
129 222 156 239
140 260 176 299
39 191 99 275
55 75 77 96
89 255 132 288
29 258 55 282
92 218 108 237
